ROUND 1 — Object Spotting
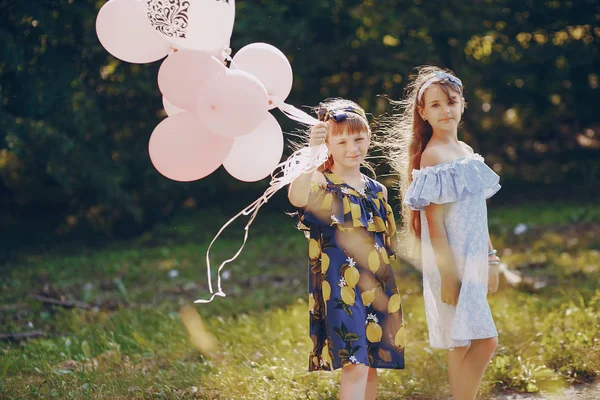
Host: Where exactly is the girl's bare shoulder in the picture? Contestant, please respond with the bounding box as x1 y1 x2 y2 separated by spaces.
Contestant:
312 171 327 187
421 145 451 168
459 141 475 154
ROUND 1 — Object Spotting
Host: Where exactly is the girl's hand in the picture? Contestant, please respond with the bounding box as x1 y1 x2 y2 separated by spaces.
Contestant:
440 272 461 306
488 263 500 293
309 122 327 147
488 254 500 265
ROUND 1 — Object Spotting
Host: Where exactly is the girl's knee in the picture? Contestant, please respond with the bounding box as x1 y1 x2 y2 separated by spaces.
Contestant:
483 336 498 355
342 363 369 379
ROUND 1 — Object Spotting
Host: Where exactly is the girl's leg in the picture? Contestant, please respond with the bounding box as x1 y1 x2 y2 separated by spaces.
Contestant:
448 337 498 400
365 368 377 400
340 364 369 400
448 344 470 399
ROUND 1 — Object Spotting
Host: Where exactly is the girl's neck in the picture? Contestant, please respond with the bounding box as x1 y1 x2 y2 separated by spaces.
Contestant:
330 164 362 181
431 127 459 144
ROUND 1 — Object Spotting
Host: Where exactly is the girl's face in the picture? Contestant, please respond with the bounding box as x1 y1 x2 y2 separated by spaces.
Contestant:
327 128 370 169
419 84 464 132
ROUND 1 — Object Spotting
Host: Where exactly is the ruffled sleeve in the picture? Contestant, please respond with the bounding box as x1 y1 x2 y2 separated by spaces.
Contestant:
404 154 501 211
297 181 331 231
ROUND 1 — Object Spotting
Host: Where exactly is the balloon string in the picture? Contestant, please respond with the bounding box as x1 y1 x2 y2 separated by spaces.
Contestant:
272 97 319 126
196 143 328 303
196 51 325 303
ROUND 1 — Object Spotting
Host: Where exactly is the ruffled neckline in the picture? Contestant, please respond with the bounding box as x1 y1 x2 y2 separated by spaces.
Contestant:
404 153 500 211
323 171 370 198
299 172 397 238
412 153 484 179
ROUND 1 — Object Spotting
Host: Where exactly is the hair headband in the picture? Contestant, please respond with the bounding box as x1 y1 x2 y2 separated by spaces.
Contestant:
417 72 463 101
317 103 368 123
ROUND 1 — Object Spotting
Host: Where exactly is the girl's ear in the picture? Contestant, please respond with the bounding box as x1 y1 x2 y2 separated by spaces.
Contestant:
417 105 426 121
461 98 465 114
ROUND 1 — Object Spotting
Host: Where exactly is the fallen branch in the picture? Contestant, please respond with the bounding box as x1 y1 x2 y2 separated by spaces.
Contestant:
0 303 30 312
0 330 45 342
29 294 91 310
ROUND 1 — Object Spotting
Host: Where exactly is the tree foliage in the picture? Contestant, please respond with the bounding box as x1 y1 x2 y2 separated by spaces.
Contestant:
0 0 598 234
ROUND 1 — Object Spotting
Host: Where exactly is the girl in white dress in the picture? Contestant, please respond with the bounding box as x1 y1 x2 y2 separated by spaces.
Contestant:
384 66 501 400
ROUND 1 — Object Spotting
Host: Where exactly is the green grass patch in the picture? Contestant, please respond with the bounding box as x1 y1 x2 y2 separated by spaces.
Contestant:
1 203 600 399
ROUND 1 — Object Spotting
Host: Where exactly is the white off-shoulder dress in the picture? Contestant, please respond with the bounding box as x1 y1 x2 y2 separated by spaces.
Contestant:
404 153 501 349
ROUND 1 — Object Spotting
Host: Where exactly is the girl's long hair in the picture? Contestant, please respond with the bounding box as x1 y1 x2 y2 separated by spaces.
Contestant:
378 66 464 239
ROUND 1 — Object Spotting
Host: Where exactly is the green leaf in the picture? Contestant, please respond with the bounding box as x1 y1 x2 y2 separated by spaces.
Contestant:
343 305 353 316
338 349 350 360
346 333 360 342
341 322 348 336
333 327 344 340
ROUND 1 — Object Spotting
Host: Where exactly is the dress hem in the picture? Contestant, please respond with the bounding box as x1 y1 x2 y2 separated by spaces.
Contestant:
308 362 406 372
429 333 499 350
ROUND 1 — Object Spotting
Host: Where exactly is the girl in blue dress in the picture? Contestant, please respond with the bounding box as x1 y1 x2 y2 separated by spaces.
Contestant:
288 99 405 400
384 66 501 400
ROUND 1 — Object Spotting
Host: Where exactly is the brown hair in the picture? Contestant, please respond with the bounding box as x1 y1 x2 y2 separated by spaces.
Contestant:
379 66 464 239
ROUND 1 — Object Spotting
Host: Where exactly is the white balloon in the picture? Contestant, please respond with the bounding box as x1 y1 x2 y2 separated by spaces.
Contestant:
232 43 293 109
223 113 284 182
162 97 185 116
96 0 171 64
147 0 235 52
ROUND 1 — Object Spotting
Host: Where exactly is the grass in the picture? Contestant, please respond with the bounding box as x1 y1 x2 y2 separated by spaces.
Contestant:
1 202 600 399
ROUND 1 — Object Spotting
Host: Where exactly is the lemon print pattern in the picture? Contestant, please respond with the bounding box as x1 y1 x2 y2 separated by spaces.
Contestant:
343 266 360 288
309 238 320 260
388 294 402 314
368 250 380 273
361 289 376 306
297 171 404 371
340 286 355 306
366 322 383 343
380 247 389 264
322 280 331 302
395 326 405 349
321 253 330 274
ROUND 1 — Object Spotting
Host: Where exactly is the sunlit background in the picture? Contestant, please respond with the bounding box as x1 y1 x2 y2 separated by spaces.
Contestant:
1 1 599 399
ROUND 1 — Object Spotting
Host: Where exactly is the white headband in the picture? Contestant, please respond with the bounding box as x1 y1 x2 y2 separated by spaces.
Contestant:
417 72 463 101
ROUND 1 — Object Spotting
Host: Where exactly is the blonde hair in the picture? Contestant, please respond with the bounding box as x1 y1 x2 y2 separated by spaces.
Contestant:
379 66 464 238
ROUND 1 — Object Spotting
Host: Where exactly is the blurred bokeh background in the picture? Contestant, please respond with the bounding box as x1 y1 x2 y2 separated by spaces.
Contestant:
1 1 599 399
1 0 598 250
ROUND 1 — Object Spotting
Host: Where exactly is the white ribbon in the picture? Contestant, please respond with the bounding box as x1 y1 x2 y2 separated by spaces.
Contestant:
195 100 327 303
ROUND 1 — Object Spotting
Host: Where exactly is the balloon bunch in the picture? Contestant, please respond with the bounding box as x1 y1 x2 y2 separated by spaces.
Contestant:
96 0 327 303
96 0 305 182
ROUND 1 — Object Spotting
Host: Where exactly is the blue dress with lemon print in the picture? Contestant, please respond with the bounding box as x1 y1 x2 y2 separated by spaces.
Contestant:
298 171 405 371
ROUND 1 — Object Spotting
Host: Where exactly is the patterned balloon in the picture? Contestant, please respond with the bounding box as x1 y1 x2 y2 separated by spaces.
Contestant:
146 0 235 52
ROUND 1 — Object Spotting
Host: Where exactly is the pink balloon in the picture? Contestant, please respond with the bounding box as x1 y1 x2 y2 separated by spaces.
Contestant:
223 113 284 182
148 112 233 182
232 43 293 110
196 69 269 138
162 97 184 116
96 0 171 64
158 50 226 110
